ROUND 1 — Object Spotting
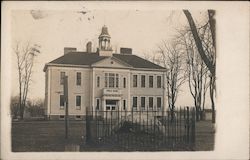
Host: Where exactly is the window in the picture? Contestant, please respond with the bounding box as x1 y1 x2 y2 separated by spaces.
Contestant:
60 72 65 85
133 75 138 87
105 73 119 88
123 77 126 88
157 76 161 88
132 97 137 109
59 115 65 119
97 76 100 87
116 74 119 88
149 76 153 88
141 75 145 88
109 73 115 88
75 115 81 120
123 100 126 110
96 98 100 110
157 97 162 109
105 73 108 87
149 97 153 109
60 95 64 109
76 72 81 85
141 97 145 110
76 95 81 110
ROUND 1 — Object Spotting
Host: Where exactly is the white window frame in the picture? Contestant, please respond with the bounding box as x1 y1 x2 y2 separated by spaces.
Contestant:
96 98 100 110
149 75 154 88
59 95 64 109
148 96 154 109
157 76 162 88
96 76 100 87
76 95 81 110
132 96 138 110
75 115 81 120
140 96 146 110
76 72 81 86
141 75 146 88
157 97 162 109
104 73 119 88
123 77 126 88
123 99 126 110
60 72 66 85
133 74 138 88
59 115 65 120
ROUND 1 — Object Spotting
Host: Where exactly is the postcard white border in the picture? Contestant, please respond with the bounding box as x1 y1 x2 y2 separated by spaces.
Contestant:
1 1 249 160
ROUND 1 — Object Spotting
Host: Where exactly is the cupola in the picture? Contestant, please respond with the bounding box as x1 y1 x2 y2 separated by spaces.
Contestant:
98 25 113 56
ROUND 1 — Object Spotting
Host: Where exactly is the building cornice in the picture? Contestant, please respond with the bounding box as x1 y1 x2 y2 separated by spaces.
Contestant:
131 67 166 72
43 63 90 71
44 63 166 72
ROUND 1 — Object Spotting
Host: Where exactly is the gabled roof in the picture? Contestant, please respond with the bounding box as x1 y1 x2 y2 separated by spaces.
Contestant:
45 52 165 70
49 52 105 65
113 54 165 69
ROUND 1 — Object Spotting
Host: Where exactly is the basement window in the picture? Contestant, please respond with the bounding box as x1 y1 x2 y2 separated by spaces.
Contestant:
59 115 65 119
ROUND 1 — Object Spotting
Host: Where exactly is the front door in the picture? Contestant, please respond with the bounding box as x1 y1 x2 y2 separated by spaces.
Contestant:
106 100 118 119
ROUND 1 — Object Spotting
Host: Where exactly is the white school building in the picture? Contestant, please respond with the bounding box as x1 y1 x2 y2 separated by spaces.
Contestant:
44 26 167 120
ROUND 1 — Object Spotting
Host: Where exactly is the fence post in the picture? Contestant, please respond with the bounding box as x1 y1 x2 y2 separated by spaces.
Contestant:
86 107 92 145
111 109 113 136
132 107 134 123
167 109 170 148
147 106 149 132
186 106 190 144
105 109 107 142
139 106 141 128
180 107 182 141
191 108 196 145
117 107 120 145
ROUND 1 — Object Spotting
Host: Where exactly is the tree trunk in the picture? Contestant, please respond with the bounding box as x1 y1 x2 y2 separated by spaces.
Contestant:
170 108 175 123
183 10 215 77
20 104 24 120
210 75 216 123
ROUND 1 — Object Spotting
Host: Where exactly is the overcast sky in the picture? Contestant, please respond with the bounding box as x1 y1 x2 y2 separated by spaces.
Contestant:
11 6 210 107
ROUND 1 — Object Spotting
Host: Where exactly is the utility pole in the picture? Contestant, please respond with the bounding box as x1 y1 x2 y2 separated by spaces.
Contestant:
63 76 69 139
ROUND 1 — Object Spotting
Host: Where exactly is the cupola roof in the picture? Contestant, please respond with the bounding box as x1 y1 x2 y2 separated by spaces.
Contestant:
99 25 111 38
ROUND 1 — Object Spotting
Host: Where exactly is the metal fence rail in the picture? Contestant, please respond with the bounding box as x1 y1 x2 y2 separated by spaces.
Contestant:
85 107 196 151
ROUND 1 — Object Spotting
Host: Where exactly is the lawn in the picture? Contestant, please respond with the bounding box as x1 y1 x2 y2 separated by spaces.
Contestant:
12 120 214 152
12 121 85 152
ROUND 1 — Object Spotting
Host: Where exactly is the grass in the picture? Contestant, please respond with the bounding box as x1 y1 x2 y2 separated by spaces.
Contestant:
12 121 85 152
195 120 215 151
12 120 214 152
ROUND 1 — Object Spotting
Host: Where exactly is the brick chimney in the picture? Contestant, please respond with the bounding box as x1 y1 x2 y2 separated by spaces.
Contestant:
64 47 77 55
86 41 92 53
120 48 132 54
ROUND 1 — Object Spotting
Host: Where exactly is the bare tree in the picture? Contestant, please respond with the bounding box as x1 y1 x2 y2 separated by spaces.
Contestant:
142 52 162 65
10 96 19 119
13 41 41 119
183 10 216 123
26 98 45 117
158 41 186 121
180 31 210 121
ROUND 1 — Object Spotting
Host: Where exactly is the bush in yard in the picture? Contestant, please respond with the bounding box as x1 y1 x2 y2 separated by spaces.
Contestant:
11 96 45 119
26 98 45 117
10 96 20 119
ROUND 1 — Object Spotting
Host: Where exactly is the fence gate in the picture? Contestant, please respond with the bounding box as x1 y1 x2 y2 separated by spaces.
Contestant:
85 107 196 151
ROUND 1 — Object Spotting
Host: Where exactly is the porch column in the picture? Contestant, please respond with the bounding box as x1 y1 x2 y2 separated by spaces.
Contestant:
102 98 106 111
118 100 122 111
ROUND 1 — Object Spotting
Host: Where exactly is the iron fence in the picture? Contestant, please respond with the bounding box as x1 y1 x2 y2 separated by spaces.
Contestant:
85 107 196 151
